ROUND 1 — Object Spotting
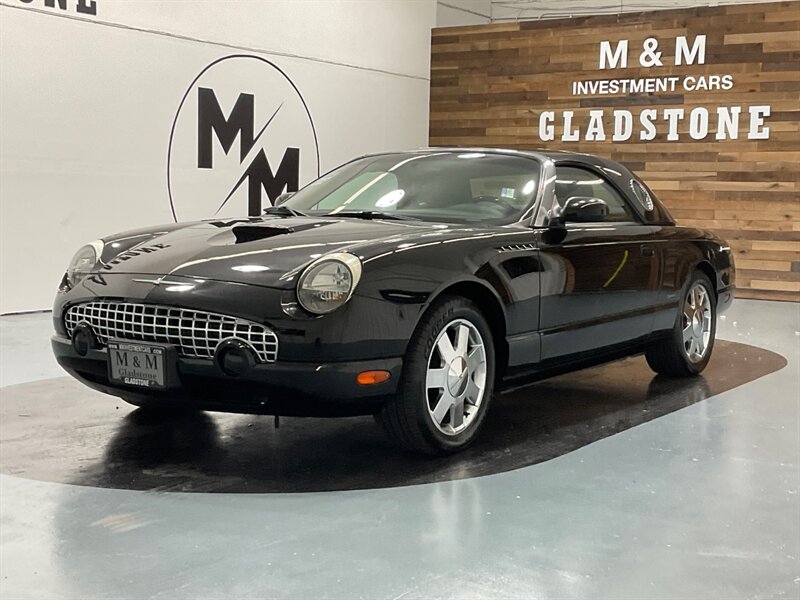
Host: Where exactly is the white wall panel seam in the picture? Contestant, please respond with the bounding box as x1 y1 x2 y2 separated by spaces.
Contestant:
0 2 431 82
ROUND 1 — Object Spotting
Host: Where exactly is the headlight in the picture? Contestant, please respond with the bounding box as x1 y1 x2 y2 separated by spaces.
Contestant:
66 240 104 286
297 252 362 314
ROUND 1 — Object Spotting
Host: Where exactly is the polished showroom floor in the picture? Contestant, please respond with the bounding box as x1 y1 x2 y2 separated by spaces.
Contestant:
1 299 798 599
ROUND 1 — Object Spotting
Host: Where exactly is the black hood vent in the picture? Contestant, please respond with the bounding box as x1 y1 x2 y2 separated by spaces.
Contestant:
232 224 294 243
231 220 331 244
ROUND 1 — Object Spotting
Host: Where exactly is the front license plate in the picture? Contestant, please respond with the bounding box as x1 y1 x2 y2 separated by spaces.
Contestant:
107 340 168 390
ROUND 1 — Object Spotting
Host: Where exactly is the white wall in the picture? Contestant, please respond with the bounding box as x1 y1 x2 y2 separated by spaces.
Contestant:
437 0 491 26
37 0 435 79
0 0 436 313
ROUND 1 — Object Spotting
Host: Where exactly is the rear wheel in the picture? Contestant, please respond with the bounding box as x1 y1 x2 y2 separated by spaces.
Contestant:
376 296 495 454
646 271 716 377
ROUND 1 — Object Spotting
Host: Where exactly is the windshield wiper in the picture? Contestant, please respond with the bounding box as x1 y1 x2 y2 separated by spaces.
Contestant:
328 210 420 221
263 205 310 217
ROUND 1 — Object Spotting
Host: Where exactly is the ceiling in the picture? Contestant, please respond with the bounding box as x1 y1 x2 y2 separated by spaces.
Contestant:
491 0 780 21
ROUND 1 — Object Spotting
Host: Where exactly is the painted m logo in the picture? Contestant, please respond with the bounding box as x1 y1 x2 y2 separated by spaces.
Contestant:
196 87 300 215
197 87 255 167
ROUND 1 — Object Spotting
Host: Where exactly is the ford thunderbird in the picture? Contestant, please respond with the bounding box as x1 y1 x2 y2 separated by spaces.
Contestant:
52 149 735 453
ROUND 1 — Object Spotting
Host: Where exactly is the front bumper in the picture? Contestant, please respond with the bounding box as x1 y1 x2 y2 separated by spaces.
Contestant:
52 335 402 416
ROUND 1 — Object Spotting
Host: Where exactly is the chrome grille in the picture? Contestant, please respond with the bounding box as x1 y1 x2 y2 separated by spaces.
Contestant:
64 301 278 363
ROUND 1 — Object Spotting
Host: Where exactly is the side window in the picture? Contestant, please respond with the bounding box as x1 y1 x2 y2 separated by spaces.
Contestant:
554 166 635 222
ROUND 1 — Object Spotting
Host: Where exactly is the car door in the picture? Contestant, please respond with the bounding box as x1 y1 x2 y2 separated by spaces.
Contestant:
537 164 660 361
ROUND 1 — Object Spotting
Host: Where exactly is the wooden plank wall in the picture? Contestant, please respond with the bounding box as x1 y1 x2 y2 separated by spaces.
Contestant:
430 1 800 301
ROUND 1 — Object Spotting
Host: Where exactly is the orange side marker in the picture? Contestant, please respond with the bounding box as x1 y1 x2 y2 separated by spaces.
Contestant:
357 370 391 385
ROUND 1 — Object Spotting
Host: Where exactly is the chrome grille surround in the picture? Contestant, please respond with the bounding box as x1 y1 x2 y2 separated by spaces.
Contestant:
64 301 278 363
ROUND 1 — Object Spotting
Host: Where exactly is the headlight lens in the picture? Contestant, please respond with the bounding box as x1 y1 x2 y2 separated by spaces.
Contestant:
297 252 362 314
66 240 104 286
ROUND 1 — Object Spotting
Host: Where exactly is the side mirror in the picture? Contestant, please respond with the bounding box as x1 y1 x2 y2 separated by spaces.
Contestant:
550 196 609 226
274 192 295 206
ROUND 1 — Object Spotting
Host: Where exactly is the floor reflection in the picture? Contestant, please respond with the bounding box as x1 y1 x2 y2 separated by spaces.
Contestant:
0 340 786 493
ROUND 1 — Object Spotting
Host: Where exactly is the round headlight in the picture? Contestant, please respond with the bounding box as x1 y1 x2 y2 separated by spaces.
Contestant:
67 240 104 286
297 252 362 315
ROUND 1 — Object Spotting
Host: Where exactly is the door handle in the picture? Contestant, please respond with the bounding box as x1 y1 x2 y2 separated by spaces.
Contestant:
641 245 655 257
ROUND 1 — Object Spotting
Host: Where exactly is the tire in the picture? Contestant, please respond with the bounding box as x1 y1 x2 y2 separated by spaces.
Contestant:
376 296 495 455
646 270 716 377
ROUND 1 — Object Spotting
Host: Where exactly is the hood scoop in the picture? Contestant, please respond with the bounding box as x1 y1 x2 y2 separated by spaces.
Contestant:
231 220 330 244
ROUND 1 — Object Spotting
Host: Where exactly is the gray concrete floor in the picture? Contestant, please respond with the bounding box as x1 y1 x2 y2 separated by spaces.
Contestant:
1 299 798 599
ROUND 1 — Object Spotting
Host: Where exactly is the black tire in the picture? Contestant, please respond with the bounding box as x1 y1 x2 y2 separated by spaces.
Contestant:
646 270 716 377
376 296 495 455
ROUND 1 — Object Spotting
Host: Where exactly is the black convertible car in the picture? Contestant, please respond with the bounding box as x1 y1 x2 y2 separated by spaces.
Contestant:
53 149 735 453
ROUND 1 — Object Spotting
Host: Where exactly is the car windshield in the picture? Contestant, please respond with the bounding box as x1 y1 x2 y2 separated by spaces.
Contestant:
282 152 541 224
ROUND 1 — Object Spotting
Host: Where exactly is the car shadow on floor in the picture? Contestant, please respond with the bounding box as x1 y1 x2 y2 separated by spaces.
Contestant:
0 340 786 493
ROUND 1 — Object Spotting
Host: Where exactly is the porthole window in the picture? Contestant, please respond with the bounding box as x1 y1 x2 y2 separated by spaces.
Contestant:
630 179 654 211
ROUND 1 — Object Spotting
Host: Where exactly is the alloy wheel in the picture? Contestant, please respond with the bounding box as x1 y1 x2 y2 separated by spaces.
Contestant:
425 318 487 435
682 282 712 363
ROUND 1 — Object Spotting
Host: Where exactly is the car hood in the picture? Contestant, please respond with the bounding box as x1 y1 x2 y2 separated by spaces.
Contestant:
97 216 468 288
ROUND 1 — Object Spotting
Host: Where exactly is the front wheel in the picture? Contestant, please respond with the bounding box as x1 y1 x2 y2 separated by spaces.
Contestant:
376 296 495 454
646 271 716 377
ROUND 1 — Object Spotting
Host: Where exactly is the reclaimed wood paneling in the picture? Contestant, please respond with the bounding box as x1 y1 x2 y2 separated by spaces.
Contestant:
430 1 800 301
